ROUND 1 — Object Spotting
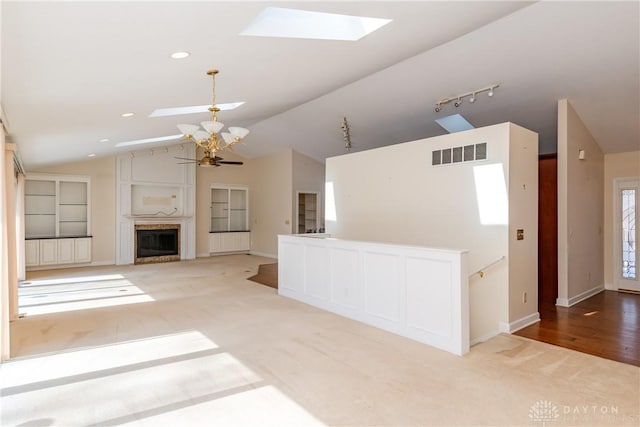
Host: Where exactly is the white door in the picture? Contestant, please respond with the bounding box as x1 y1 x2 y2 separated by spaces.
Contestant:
614 178 639 291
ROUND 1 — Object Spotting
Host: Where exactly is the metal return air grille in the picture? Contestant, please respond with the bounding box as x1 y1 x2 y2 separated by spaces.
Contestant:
432 142 487 166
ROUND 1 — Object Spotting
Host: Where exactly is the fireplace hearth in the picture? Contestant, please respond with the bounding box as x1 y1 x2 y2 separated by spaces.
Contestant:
134 224 180 264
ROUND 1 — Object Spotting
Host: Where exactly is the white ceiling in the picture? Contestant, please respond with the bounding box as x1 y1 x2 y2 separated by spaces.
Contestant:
2 1 638 170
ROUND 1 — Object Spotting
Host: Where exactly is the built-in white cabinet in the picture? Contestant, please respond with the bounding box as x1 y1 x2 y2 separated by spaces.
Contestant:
39 240 59 266
74 238 92 263
209 184 250 254
25 173 92 268
209 232 251 254
25 240 40 267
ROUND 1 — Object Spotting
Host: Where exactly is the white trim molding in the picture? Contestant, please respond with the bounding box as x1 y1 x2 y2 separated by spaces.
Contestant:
556 285 604 307
499 312 540 334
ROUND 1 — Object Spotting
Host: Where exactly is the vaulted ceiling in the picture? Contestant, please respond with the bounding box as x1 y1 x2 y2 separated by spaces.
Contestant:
2 1 638 170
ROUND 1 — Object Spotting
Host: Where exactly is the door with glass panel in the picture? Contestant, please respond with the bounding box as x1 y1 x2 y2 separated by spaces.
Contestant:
614 178 639 291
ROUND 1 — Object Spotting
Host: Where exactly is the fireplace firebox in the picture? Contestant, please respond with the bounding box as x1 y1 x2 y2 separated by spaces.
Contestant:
134 224 180 264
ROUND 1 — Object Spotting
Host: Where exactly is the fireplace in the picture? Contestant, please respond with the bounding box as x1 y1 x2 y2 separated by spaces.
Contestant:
134 224 180 264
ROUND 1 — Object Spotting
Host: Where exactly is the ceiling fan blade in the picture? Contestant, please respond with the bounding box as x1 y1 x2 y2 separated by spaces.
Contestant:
174 156 198 161
214 156 223 160
177 161 197 165
218 161 243 165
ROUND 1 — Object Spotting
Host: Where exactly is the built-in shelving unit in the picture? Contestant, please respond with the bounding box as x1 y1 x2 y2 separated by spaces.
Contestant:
24 173 92 268
209 184 250 254
297 192 319 233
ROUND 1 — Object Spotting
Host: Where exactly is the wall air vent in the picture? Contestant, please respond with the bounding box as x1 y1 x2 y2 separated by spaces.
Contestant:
432 142 487 166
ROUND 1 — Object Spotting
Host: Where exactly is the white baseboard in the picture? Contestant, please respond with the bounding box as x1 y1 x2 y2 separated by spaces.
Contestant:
90 260 115 267
499 312 540 334
556 285 604 307
196 252 210 258
470 330 499 346
249 251 277 260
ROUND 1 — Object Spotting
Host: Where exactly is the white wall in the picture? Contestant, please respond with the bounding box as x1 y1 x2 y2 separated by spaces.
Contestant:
248 149 293 258
604 150 640 288
557 99 604 306
325 122 538 342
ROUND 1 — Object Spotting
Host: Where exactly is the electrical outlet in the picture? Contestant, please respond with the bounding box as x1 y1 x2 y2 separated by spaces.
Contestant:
523 291 527 304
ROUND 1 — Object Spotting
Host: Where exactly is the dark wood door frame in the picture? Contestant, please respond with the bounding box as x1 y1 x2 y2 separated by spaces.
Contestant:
538 153 558 308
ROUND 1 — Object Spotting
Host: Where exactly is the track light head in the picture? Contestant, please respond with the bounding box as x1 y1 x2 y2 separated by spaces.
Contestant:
469 93 476 103
454 98 462 108
488 89 494 97
435 104 441 113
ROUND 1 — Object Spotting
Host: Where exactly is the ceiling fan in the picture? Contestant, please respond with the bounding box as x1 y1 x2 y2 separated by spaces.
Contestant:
175 150 243 167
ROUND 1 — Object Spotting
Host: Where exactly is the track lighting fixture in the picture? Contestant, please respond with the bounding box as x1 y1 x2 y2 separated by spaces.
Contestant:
434 84 499 113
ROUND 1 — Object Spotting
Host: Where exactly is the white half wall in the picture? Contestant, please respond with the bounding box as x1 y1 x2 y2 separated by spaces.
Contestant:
279 234 469 355
325 122 538 343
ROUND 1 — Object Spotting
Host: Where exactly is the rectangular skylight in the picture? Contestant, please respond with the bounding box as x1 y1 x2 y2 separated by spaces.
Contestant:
115 134 183 148
240 7 392 41
435 114 475 134
149 102 245 118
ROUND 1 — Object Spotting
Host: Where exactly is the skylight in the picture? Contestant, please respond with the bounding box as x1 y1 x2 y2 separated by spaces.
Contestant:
240 7 392 41
149 102 245 118
115 134 182 148
435 114 475 134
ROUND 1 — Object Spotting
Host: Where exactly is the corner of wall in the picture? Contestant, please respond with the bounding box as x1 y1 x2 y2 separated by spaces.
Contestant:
557 99 605 302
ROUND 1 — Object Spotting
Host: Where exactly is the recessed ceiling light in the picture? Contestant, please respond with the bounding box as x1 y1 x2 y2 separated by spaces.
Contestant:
115 134 183 148
99 138 110 143
121 112 134 118
170 51 190 59
240 7 392 41
87 153 96 157
149 102 245 118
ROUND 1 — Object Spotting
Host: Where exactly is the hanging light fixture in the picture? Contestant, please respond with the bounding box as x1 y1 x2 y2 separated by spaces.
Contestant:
177 69 249 154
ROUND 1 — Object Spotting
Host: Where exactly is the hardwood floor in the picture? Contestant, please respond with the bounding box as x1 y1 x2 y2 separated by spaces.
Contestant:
515 290 640 366
246 262 278 289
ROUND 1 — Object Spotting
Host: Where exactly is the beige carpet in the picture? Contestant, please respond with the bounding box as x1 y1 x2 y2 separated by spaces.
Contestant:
3 255 639 426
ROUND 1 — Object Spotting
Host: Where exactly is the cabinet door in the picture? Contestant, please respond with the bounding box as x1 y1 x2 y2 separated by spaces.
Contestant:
237 232 251 251
57 239 75 264
222 232 251 252
25 240 40 267
74 238 92 263
209 233 223 253
39 240 58 265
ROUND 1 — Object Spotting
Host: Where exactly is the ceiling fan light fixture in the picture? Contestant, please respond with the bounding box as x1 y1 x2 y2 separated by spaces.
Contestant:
193 130 209 142
228 126 250 140
221 132 234 145
201 121 225 134
177 124 200 136
177 69 250 156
